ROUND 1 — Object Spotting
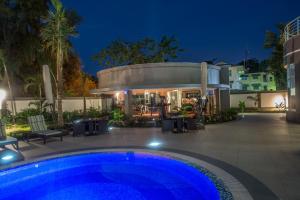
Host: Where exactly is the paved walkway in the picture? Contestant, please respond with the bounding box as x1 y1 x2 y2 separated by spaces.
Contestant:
16 113 300 200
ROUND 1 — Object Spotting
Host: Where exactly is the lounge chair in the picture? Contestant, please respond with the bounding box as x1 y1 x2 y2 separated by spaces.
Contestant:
0 121 19 150
27 115 63 144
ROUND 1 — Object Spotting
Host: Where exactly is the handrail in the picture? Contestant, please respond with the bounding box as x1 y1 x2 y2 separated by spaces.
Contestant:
284 16 300 41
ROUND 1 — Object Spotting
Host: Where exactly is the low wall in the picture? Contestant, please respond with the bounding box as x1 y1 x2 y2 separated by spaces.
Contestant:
230 91 288 111
4 97 113 113
3 91 288 113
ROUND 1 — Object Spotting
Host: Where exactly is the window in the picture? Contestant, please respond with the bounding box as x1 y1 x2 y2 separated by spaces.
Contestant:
242 84 248 90
252 83 261 90
240 75 248 80
144 92 150 104
185 92 199 98
263 74 267 82
207 68 220 84
287 64 296 96
252 74 260 79
269 76 273 82
264 85 268 91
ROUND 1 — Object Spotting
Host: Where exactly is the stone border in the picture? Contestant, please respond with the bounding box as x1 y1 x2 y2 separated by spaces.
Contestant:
1 148 253 200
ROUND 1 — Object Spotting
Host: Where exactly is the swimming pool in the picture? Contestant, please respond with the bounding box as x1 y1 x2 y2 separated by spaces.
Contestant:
0 152 231 200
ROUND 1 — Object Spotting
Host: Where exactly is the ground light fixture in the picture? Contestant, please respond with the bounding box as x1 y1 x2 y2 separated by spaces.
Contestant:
147 141 163 148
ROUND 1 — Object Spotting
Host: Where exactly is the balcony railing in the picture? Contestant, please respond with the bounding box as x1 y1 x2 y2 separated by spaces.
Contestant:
284 16 300 41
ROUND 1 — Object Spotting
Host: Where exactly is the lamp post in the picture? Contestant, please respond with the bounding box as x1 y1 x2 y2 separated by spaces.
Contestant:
0 89 7 119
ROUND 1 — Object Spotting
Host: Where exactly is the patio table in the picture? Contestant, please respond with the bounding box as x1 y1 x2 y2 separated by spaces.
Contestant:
72 118 108 136
170 115 188 133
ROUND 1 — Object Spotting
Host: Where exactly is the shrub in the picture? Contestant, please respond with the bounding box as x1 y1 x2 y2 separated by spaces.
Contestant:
86 107 106 118
14 108 54 125
238 101 246 113
63 110 83 123
181 104 193 112
109 108 125 127
205 108 238 124
15 108 42 124
1 108 13 124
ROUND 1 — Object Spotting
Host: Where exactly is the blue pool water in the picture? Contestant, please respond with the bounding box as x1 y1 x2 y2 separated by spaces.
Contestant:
0 152 221 200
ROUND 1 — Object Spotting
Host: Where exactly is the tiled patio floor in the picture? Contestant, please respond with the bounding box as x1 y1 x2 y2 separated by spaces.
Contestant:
14 113 300 200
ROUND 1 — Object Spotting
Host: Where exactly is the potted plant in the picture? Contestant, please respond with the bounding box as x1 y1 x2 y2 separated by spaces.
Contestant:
238 101 246 118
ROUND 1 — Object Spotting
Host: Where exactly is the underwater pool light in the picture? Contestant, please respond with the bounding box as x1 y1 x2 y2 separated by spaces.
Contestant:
1 155 13 161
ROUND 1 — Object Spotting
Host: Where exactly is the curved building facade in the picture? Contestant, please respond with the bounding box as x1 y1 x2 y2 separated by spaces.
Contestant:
284 17 300 123
93 62 230 117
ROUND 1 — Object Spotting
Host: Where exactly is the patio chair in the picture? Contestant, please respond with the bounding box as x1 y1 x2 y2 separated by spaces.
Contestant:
72 119 85 136
161 119 173 132
94 119 109 134
27 115 63 144
0 121 19 150
86 120 95 135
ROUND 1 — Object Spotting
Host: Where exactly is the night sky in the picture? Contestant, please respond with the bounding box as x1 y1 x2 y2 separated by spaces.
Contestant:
62 0 300 75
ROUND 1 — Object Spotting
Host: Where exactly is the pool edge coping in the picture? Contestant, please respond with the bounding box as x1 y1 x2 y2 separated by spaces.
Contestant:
1 148 253 200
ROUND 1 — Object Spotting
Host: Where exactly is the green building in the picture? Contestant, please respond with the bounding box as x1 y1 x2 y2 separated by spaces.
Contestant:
239 72 276 91
228 64 277 91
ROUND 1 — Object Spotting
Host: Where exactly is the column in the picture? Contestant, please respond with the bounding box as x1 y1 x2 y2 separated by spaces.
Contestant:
177 89 182 108
124 90 133 118
220 89 230 112
215 88 220 113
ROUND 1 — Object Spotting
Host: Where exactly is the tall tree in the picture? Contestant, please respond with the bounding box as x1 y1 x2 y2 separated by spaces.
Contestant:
41 0 77 127
24 74 43 99
63 53 96 97
93 36 183 68
264 24 286 89
0 0 50 101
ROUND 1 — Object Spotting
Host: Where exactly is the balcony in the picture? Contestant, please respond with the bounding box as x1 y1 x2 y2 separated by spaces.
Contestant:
284 16 300 41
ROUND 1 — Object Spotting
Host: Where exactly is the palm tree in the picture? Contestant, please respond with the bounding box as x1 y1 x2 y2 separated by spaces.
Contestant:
24 74 43 99
41 0 77 127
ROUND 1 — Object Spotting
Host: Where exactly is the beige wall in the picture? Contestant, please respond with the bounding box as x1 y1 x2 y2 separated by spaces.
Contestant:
230 91 288 110
4 97 112 113
97 62 225 91
230 93 258 108
260 92 288 108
